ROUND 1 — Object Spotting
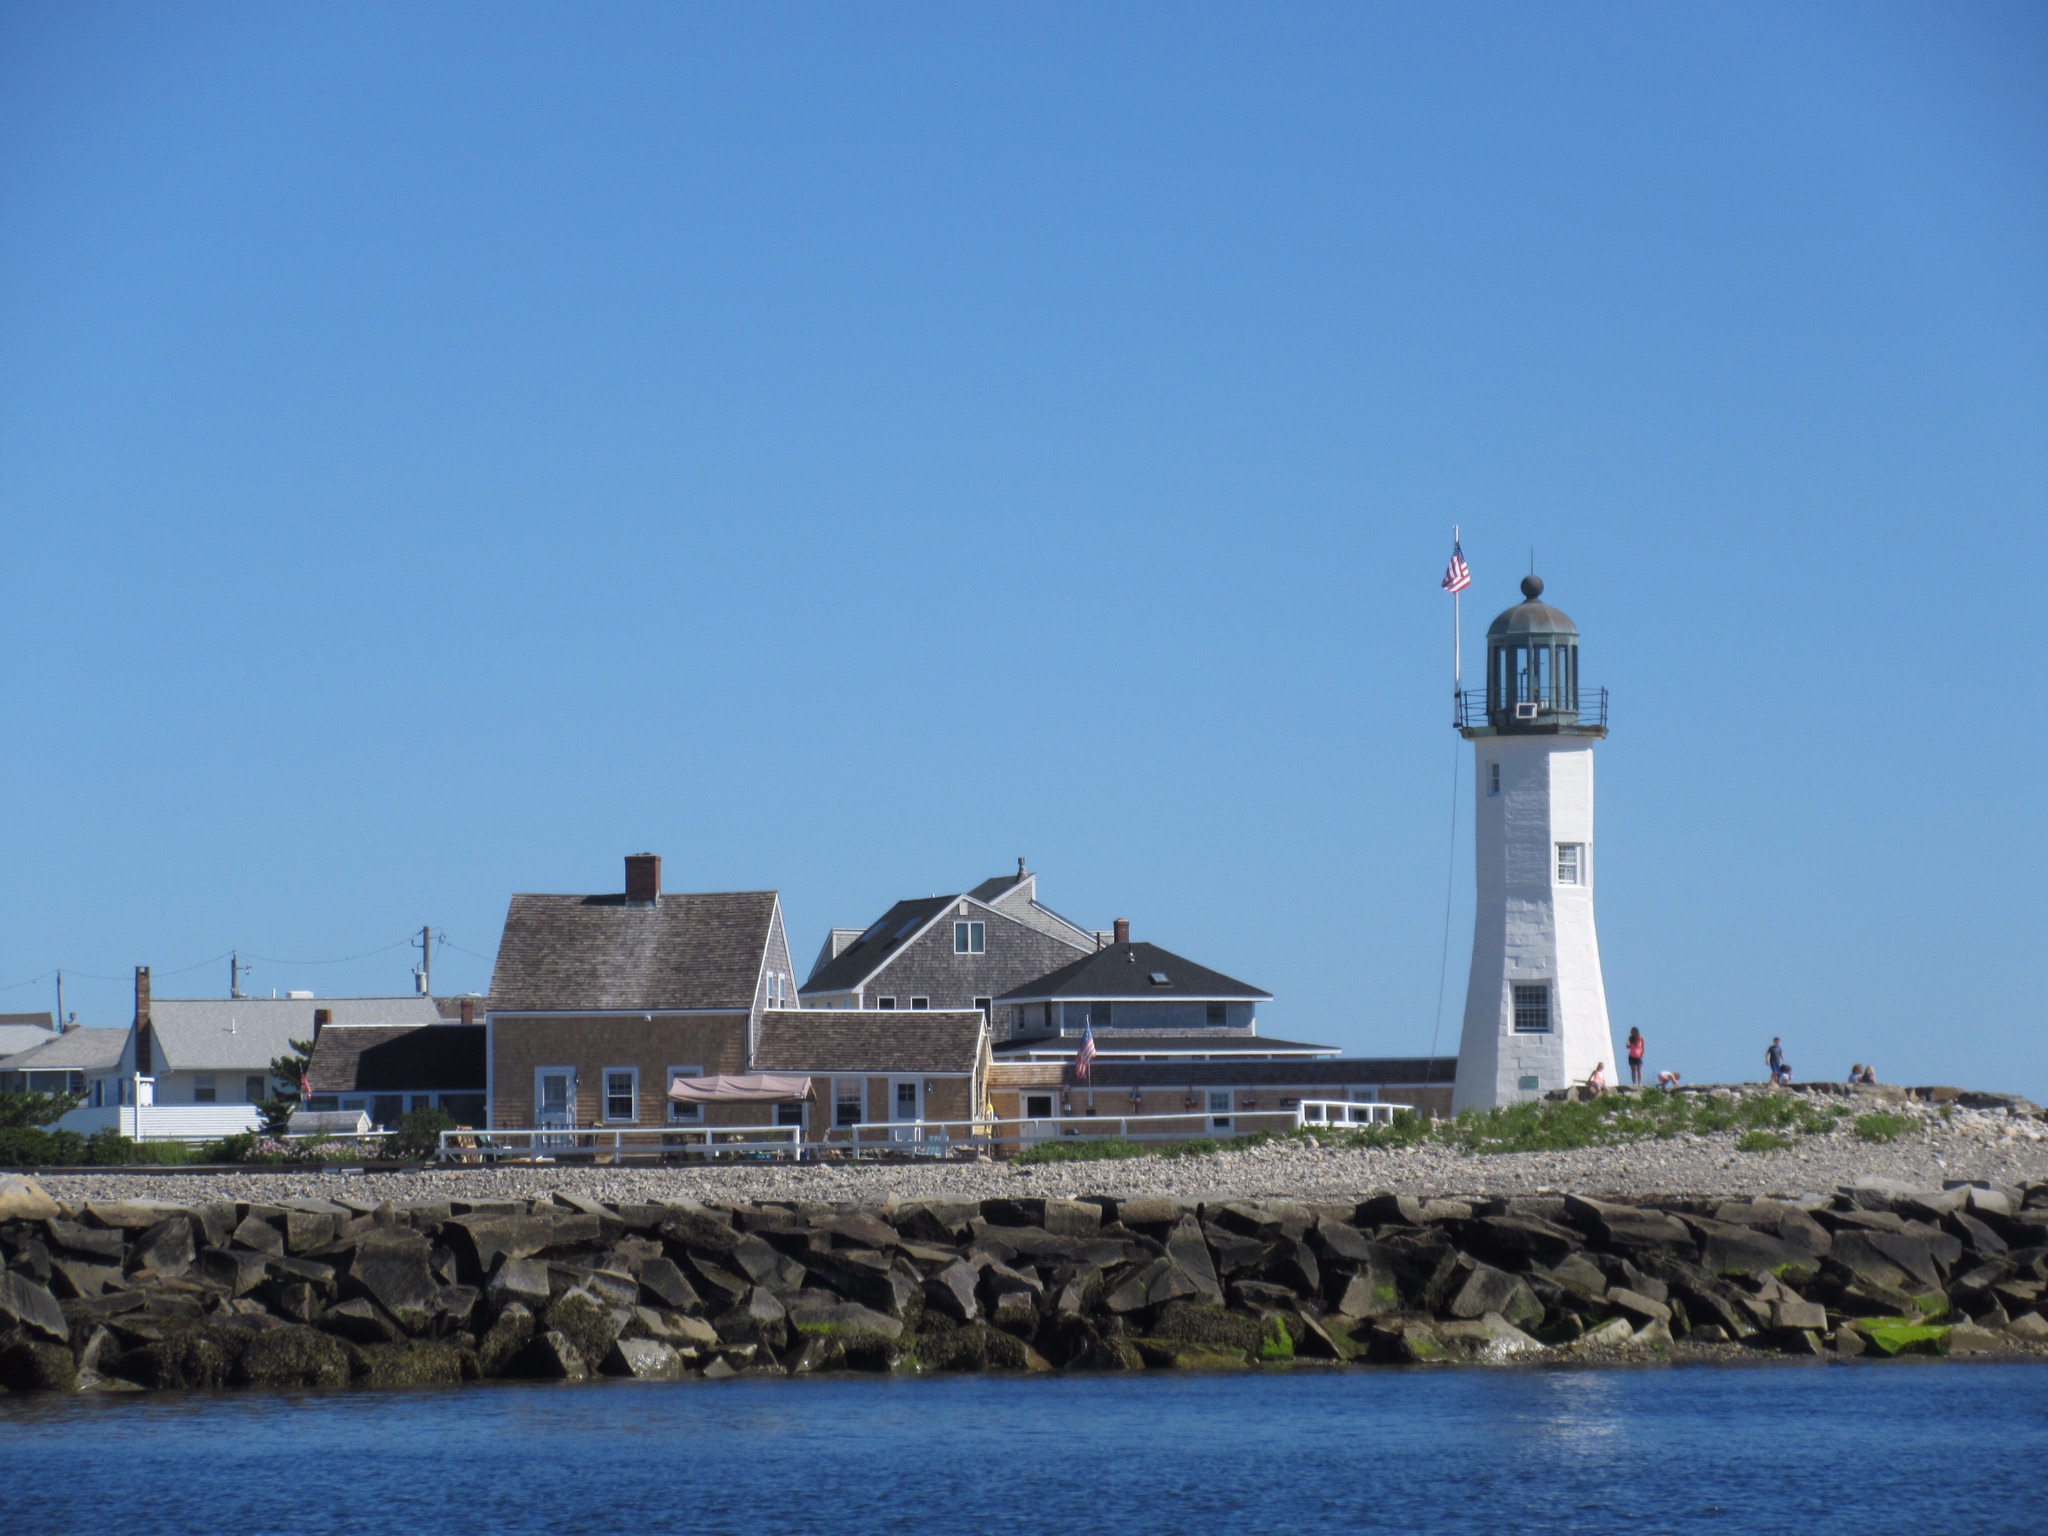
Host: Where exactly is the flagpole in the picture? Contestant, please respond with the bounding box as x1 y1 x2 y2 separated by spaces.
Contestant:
1452 523 1462 722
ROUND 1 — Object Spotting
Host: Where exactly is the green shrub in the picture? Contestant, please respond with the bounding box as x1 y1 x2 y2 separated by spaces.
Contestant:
0 1125 85 1166
1855 1112 1913 1143
1736 1130 1793 1153
388 1107 456 1161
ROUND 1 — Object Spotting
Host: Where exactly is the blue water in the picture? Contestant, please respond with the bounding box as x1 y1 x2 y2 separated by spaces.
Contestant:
3 1365 2044 1535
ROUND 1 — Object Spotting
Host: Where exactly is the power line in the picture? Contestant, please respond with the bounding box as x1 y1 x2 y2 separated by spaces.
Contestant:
241 936 416 968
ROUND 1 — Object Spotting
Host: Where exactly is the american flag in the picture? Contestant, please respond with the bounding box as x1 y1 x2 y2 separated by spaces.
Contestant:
1442 540 1472 594
1073 1021 1097 1081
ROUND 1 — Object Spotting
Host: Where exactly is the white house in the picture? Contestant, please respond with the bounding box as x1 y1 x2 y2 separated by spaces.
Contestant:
98 966 444 1138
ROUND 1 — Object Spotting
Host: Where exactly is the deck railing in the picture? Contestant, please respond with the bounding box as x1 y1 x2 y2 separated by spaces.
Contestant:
436 1101 1405 1164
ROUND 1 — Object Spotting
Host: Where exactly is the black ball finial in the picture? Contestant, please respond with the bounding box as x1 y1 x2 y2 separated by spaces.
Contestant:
1521 574 1544 600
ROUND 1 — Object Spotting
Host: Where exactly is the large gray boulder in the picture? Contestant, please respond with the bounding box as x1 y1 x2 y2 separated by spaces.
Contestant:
0 1270 69 1343
129 1217 195 1279
1447 1263 1543 1331
1165 1218 1223 1305
603 1337 687 1380
347 1232 440 1332
0 1175 59 1222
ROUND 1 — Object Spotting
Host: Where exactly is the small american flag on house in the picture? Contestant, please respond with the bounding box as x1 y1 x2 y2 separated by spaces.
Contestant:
1442 540 1472 594
1073 1021 1097 1081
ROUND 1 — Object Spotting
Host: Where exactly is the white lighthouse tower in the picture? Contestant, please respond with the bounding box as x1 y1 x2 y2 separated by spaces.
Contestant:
1451 573 1617 1112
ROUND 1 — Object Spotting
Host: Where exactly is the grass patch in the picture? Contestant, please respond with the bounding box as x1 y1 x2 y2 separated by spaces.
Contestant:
1854 1112 1913 1143
1313 1089 1856 1159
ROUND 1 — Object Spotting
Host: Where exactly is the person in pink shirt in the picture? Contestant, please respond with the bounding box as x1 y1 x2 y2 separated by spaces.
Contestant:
1626 1027 1645 1086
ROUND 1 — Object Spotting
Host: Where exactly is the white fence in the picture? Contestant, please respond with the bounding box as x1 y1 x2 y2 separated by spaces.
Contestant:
59 1104 264 1144
437 1101 1405 1165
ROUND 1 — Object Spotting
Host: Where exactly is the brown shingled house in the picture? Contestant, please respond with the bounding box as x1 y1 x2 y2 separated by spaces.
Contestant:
303 1023 487 1128
484 854 989 1146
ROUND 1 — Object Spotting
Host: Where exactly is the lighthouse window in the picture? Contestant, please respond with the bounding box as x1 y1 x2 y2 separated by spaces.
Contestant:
1513 984 1551 1034
1488 763 1500 795
1556 844 1583 885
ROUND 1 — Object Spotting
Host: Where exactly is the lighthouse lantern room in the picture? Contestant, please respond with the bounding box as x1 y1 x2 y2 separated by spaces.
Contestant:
1451 575 1617 1112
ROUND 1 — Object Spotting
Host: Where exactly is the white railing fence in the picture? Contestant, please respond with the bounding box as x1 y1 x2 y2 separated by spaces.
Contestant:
436 1101 1405 1164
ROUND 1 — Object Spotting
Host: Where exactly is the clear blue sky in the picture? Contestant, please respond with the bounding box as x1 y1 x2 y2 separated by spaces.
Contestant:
3 5 2044 1095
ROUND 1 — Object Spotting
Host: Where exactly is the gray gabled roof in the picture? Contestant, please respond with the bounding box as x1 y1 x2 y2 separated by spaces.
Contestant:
996 941 1270 1003
489 891 778 1012
0 1027 127 1073
753 1008 983 1075
994 1031 1336 1058
305 1024 486 1094
0 1018 59 1059
800 896 954 995
150 997 440 1073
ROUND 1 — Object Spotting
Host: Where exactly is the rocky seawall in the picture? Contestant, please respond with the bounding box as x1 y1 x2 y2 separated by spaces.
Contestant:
2 1173 2044 1393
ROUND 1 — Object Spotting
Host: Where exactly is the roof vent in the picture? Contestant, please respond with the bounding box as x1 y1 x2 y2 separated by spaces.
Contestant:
287 991 314 999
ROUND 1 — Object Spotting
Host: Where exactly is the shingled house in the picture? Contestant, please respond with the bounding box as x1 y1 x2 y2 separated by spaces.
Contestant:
303 1022 487 1129
800 862 1096 1036
753 1007 987 1145
986 920 1455 1132
485 852 986 1141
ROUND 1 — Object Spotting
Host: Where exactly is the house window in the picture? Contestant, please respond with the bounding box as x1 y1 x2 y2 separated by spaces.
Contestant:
245 1075 267 1103
1207 1090 1232 1130
193 1074 217 1103
834 1079 864 1128
1205 1003 1226 1028
1489 762 1500 795
1557 844 1584 885
974 996 991 1019
668 1065 705 1123
954 921 985 954
910 997 929 1010
1513 983 1551 1034
775 1101 806 1128
604 1068 638 1123
877 996 896 1010
1090 1000 1113 1030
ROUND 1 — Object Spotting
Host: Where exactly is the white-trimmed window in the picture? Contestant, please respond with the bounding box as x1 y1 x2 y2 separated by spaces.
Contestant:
667 1064 705 1123
244 1075 267 1103
910 997 929 1010
1556 843 1584 885
834 1077 864 1128
604 1068 638 1123
1488 762 1501 795
954 921 985 954
193 1073 217 1103
1513 983 1552 1034
877 996 896 1010
775 1100 806 1128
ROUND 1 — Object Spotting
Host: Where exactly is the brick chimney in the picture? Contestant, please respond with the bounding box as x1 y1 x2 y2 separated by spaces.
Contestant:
133 965 152 1075
459 997 475 1027
625 852 662 904
1113 917 1130 946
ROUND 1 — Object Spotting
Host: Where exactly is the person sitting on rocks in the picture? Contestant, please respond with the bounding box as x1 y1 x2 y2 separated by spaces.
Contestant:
1849 1063 1864 1083
1775 1060 1794 1086
1585 1062 1607 1096
1857 1064 1878 1085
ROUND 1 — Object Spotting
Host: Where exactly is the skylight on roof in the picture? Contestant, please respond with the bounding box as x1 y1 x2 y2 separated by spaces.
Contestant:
1149 971 1170 986
895 919 921 941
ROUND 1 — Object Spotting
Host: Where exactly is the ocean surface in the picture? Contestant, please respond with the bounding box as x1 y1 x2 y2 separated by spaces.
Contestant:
3 1363 2044 1535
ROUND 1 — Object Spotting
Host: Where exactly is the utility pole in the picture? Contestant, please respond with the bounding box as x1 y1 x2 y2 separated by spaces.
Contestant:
230 951 249 999
412 925 433 997
55 969 66 1031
